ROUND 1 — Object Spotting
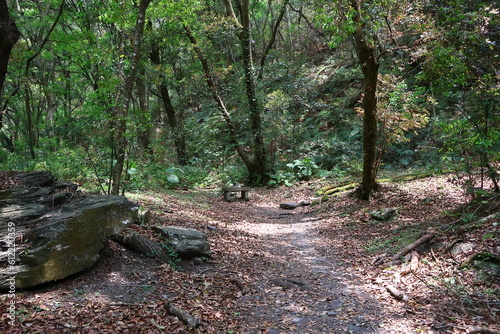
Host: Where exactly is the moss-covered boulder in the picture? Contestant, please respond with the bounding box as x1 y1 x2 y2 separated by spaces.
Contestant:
0 171 138 290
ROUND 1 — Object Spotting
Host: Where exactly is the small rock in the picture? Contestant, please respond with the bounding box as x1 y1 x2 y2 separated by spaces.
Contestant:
280 203 300 210
451 242 475 255
369 208 399 221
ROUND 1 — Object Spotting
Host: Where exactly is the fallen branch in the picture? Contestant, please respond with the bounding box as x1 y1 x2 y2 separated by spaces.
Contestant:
374 232 434 266
390 233 434 262
457 212 500 233
318 170 457 197
166 303 201 328
110 231 172 264
442 238 462 254
386 285 407 301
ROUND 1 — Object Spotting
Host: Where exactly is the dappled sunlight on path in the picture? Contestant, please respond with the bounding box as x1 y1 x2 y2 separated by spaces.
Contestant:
217 192 418 333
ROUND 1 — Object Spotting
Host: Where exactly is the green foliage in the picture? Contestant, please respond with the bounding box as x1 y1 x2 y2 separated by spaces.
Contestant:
287 158 319 181
1 0 497 193
268 171 295 187
268 158 320 186
160 242 182 270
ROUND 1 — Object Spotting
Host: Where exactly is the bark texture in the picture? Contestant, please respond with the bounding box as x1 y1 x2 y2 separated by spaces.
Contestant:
351 0 380 200
0 0 20 123
111 0 151 195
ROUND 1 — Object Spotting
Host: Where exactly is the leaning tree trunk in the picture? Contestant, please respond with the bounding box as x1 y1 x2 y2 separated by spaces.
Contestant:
111 0 151 195
184 26 255 173
0 0 20 129
159 84 187 165
257 0 290 80
351 0 380 200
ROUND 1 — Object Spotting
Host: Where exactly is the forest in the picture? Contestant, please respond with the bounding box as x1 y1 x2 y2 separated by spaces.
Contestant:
0 0 499 333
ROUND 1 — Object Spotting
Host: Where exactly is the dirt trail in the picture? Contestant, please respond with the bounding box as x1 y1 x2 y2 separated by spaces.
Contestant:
7 178 497 334
226 201 386 333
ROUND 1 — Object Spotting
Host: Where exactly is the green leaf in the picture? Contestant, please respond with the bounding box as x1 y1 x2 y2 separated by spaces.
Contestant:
167 174 180 184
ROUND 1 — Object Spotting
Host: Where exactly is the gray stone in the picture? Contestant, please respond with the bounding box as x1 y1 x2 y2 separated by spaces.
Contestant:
152 226 211 259
369 208 399 221
280 203 301 210
451 242 475 255
0 171 138 290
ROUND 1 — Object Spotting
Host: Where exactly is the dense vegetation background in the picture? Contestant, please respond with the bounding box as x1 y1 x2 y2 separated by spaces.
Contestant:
0 0 498 198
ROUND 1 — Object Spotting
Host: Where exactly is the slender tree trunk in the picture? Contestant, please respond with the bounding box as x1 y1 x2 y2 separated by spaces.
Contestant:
351 0 380 200
111 0 150 195
25 86 36 158
257 0 290 80
239 0 267 183
0 0 20 129
149 41 187 165
184 26 255 172
159 85 187 165
136 75 152 155
22 0 65 158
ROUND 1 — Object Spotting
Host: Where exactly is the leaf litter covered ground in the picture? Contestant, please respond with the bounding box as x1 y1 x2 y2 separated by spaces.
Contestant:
1 174 499 333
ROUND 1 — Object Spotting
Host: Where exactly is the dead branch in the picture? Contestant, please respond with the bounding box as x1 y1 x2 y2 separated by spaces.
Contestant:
166 303 202 328
374 233 434 266
389 233 434 262
270 278 310 290
442 238 462 254
458 212 500 233
110 231 172 264
386 285 407 301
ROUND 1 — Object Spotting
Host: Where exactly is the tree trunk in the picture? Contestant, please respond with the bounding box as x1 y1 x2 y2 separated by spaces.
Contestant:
111 0 151 195
159 84 187 165
149 39 187 165
184 26 255 172
257 0 290 80
136 74 153 156
22 0 65 159
0 0 20 129
239 0 267 183
351 0 380 200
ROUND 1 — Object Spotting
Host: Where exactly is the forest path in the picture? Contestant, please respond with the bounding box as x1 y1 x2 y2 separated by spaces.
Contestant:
222 197 386 334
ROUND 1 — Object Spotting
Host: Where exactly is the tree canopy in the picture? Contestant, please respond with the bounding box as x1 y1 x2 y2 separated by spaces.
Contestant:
0 0 498 197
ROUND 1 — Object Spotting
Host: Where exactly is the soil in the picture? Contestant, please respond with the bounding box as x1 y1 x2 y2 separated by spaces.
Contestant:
1 174 499 333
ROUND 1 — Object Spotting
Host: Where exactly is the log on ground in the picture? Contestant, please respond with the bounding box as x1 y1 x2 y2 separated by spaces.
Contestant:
111 231 172 263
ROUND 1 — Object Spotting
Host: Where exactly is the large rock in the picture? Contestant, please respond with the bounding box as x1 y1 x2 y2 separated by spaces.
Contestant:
0 171 138 290
152 226 211 259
